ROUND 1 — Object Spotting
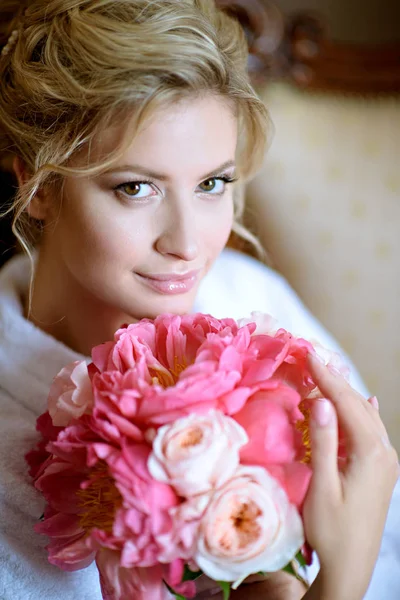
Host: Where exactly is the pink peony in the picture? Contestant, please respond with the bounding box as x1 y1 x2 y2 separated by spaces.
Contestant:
240 329 314 396
92 442 180 568
87 314 315 436
90 370 145 445
28 311 334 599
148 410 248 497
96 549 195 600
48 360 93 426
34 459 96 571
84 314 250 443
25 411 63 478
88 315 251 433
91 314 239 378
31 418 184 594
33 419 111 571
234 383 304 465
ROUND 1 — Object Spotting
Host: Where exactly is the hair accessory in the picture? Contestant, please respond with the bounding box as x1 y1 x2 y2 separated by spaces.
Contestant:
1 29 19 58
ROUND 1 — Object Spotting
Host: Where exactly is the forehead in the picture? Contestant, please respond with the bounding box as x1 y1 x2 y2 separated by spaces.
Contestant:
89 94 238 177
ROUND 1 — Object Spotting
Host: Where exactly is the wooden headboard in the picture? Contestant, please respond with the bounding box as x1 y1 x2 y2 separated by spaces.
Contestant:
216 0 400 94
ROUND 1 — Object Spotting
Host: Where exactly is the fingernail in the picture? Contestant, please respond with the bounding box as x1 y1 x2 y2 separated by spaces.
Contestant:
313 399 333 427
327 364 341 378
368 396 379 410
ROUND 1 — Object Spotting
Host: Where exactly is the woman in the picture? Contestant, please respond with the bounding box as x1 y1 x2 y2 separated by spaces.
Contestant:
0 1 398 599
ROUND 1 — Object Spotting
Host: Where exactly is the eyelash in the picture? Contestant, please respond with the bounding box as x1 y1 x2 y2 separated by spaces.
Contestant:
114 175 238 200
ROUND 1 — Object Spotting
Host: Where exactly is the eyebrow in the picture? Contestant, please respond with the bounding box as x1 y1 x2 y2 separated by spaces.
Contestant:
102 160 237 181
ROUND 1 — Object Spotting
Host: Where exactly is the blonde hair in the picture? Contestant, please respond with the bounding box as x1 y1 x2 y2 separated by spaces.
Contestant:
0 0 269 258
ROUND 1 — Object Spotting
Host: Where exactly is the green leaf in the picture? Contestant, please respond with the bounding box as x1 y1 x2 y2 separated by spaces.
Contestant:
295 551 307 568
216 581 231 600
163 580 187 600
282 563 297 577
183 565 203 581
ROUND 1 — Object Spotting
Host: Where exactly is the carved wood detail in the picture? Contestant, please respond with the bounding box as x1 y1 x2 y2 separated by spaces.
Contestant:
217 0 400 94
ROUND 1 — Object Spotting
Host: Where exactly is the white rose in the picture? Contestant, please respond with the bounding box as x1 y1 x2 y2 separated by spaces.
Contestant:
311 340 350 378
147 410 248 497
192 465 304 585
307 341 350 399
238 312 279 336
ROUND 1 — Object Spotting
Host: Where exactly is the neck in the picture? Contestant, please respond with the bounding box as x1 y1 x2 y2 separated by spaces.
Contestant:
26 249 133 357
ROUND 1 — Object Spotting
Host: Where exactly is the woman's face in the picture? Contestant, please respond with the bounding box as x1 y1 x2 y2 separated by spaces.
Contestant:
42 95 237 324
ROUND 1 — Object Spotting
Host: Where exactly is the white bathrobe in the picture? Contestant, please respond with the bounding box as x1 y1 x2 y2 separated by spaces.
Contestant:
0 250 399 600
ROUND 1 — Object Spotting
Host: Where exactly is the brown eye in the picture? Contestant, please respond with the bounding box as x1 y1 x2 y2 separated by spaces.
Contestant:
115 181 156 199
122 182 141 196
199 178 217 192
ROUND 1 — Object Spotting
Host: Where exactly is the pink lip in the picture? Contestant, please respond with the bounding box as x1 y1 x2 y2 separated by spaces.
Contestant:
135 270 200 295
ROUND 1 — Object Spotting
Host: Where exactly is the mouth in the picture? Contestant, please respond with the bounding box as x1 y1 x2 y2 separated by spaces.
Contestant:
134 270 201 295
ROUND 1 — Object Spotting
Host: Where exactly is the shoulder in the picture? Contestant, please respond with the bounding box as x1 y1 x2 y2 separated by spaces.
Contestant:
205 247 286 289
195 248 293 319
196 248 327 332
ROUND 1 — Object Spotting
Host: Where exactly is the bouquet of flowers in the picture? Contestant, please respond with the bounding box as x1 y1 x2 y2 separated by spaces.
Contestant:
26 312 345 599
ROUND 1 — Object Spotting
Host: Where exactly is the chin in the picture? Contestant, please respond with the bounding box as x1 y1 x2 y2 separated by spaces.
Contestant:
137 294 197 320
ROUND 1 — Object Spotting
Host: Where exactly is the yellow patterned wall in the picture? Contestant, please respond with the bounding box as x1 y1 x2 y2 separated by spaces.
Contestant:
247 84 400 449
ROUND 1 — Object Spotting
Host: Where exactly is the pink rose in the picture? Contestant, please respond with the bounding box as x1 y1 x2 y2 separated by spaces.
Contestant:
48 361 93 426
148 411 248 497
191 466 304 584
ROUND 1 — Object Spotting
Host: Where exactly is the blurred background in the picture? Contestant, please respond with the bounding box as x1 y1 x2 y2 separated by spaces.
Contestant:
230 0 400 447
1 0 399 447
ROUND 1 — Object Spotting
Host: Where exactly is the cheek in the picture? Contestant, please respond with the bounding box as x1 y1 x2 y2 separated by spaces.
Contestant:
202 198 234 253
55 191 151 275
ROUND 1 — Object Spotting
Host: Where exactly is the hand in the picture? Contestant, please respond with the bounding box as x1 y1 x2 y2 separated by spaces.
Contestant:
195 571 306 599
230 572 307 600
303 355 398 600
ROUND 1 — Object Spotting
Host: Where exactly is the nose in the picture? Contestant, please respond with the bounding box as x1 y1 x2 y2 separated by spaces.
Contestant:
154 198 199 262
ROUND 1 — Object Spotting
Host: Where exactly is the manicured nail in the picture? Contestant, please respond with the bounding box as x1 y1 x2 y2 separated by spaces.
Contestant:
368 396 379 410
327 364 341 378
313 399 333 427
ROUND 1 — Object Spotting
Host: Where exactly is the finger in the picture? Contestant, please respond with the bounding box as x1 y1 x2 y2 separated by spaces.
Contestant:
368 396 379 410
309 398 341 498
308 354 365 409
307 354 377 453
195 575 222 596
230 575 307 600
367 396 392 438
